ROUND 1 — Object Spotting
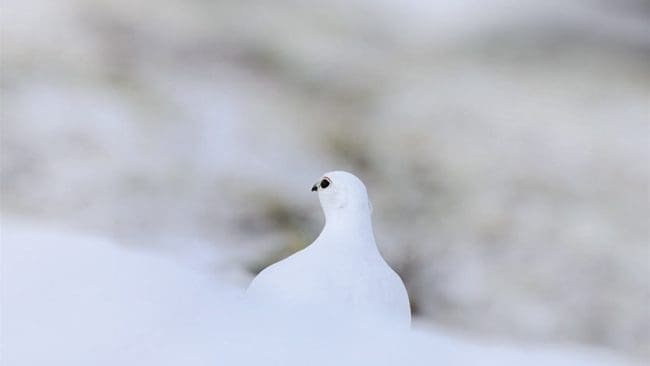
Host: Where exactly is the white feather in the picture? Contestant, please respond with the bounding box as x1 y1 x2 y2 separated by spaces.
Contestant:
247 171 411 329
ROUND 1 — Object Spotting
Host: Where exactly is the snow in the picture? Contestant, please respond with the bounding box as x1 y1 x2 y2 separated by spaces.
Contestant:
2 0 648 355
0 218 639 366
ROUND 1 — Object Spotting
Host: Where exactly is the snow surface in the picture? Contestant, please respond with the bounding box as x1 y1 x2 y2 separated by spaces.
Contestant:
0 218 639 366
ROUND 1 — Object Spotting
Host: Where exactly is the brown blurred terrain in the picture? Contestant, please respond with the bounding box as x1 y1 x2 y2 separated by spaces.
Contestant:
1 0 649 361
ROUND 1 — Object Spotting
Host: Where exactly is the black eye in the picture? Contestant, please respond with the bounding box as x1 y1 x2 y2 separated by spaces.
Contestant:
320 179 330 189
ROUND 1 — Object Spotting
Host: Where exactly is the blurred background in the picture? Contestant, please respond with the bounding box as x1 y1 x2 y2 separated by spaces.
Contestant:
2 0 649 362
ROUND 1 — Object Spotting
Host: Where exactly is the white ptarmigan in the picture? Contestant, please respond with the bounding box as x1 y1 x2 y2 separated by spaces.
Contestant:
247 171 411 329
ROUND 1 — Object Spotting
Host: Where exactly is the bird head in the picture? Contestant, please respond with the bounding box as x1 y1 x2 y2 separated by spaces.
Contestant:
311 171 373 219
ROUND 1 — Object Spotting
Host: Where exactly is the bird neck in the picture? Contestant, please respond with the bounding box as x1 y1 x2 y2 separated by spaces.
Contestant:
316 209 378 253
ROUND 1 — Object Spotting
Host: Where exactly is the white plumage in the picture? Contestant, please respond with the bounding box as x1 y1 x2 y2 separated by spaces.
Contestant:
247 171 411 329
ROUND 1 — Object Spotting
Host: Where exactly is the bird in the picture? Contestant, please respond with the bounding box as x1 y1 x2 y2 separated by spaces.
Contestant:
247 171 411 329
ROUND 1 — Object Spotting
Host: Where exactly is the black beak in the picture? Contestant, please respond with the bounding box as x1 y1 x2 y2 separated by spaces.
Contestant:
311 184 318 192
